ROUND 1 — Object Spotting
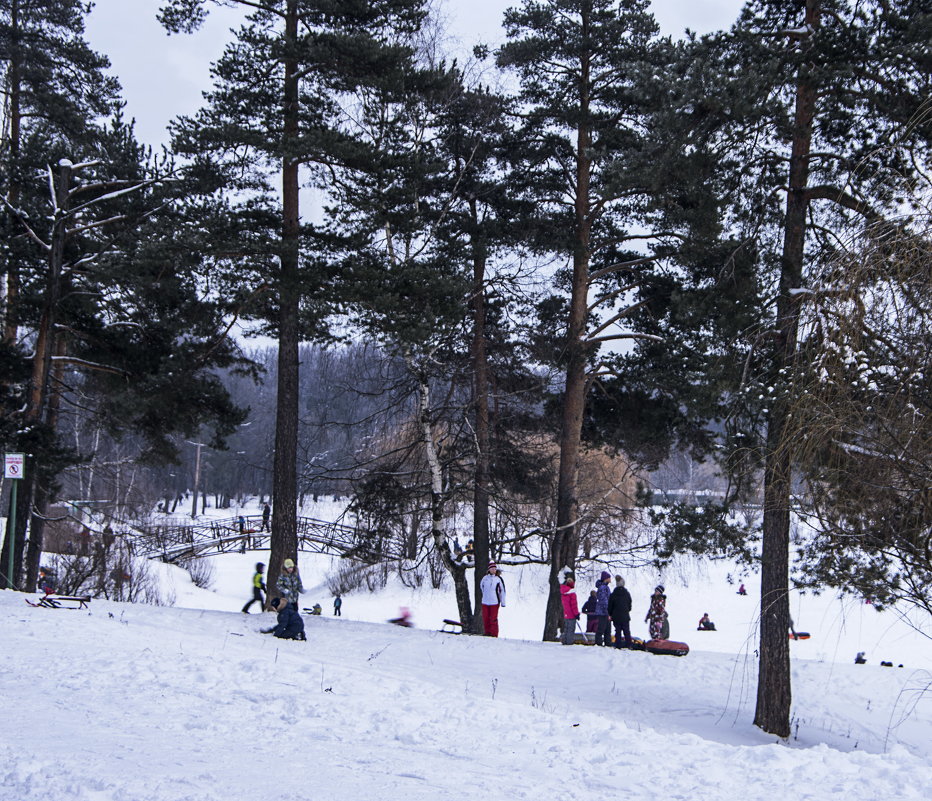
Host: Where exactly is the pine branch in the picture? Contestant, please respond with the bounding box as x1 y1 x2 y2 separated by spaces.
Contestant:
49 355 130 377
1 196 51 251
586 282 640 315
587 299 648 339
805 185 882 222
585 332 663 345
588 254 656 283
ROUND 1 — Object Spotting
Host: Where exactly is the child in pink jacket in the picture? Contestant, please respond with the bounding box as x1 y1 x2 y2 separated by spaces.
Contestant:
560 576 580 645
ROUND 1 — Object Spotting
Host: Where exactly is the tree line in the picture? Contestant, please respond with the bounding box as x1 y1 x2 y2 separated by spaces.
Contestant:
2 0 931 738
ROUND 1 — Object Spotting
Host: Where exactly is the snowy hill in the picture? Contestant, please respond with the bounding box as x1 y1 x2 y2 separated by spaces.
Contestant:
3 536 932 800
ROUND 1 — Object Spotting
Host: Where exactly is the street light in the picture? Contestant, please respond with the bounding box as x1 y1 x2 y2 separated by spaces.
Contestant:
186 441 206 519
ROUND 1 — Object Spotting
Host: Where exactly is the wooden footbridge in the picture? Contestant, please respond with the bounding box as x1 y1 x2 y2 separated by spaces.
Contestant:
127 515 404 564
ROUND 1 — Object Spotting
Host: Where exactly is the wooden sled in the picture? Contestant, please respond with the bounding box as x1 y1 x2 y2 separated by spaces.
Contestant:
645 638 689 656
26 594 91 610
441 618 464 633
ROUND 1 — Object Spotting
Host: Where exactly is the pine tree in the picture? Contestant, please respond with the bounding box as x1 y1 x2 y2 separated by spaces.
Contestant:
1 1 123 588
430 75 539 632
1 2 250 590
713 0 932 737
791 220 932 619
326 53 490 626
159 0 427 600
497 0 679 640
1 0 121 342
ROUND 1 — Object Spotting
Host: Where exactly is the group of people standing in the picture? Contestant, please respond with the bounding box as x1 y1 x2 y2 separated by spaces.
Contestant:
242 552 672 647
562 572 669 647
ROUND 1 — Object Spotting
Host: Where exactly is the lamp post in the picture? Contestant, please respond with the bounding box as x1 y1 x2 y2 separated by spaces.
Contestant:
187 441 205 519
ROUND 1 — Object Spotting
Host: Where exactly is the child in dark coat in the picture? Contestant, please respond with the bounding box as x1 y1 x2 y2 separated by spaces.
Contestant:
37 568 58 595
608 575 633 648
241 562 266 614
262 597 306 640
594 571 612 646
698 613 716 631
582 589 599 633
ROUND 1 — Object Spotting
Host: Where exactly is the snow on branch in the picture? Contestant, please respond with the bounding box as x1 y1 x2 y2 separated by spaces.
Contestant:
1 196 51 251
50 355 131 377
585 332 664 345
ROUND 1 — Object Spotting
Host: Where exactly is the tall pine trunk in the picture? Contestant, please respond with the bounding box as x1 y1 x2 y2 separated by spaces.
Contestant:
545 19 592 641
469 211 492 634
755 0 820 738
1 159 72 590
25 336 68 588
268 0 300 602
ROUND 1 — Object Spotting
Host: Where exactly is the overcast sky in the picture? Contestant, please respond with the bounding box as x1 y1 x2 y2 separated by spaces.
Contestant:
85 0 746 148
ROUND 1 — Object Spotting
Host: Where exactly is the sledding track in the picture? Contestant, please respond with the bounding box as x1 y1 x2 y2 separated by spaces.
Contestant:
126 515 404 564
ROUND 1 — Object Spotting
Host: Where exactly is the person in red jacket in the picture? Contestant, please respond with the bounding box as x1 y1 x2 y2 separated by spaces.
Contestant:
560 575 580 645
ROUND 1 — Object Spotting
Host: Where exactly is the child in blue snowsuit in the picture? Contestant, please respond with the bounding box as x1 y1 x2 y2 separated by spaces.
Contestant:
594 571 612 646
262 597 306 640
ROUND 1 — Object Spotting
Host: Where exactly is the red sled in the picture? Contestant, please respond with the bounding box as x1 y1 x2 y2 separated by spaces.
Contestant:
789 632 811 640
645 639 689 656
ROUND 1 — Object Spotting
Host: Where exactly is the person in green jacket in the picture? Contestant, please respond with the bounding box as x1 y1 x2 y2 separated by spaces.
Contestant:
241 562 266 613
276 559 304 611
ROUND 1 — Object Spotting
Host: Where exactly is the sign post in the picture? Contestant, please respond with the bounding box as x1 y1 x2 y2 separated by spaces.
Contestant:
4 453 25 590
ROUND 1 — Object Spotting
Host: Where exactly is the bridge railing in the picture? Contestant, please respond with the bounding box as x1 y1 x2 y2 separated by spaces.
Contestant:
128 515 404 563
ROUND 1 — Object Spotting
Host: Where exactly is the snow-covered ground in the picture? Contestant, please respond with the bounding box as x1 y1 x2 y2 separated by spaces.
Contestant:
2 498 931 800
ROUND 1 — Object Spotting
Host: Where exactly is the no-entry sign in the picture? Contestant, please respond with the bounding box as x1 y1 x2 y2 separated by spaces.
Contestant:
3 452 24 479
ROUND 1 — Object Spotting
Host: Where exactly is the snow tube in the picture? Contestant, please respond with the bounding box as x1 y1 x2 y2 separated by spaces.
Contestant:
645 639 689 656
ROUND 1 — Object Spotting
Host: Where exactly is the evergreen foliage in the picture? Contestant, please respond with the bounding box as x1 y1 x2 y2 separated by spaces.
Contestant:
159 0 429 599
1 1 248 590
790 217 932 618
498 0 737 640
679 0 932 738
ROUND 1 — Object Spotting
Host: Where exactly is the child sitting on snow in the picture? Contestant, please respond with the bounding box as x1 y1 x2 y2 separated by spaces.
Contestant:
698 613 716 631
261 597 306 640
